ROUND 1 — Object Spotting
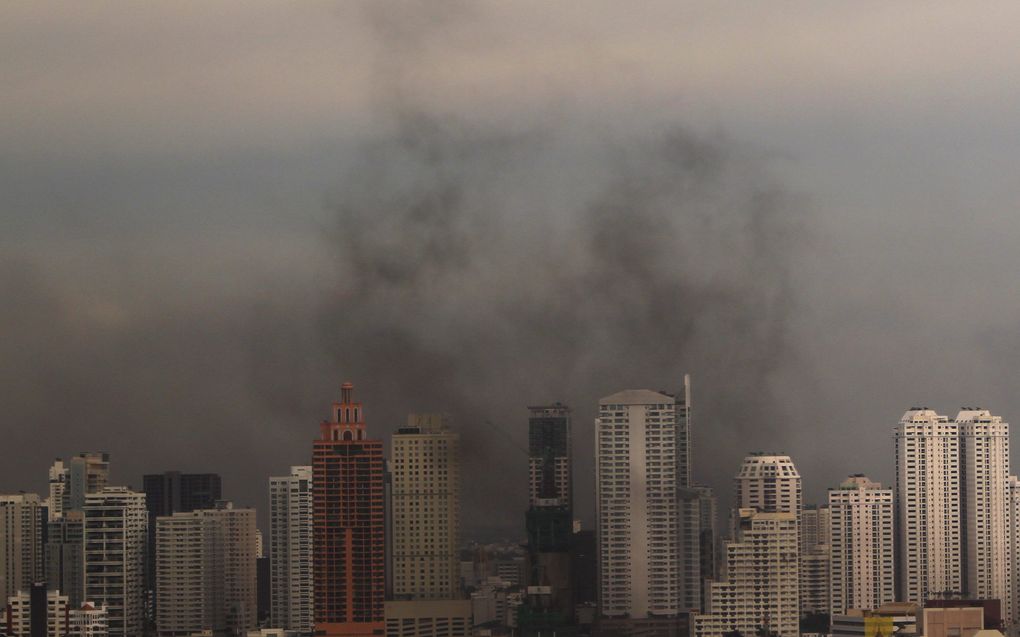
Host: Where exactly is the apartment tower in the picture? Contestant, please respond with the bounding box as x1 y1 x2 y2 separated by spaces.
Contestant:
155 502 257 636
957 409 1011 621
0 493 44 607
596 386 695 619
83 487 147 637
894 408 962 603
391 414 461 600
828 475 894 614
270 465 314 633
694 509 799 637
312 382 385 637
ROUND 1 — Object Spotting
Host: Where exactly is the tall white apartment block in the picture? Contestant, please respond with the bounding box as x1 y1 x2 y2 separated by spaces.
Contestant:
828 475 894 614
695 510 799 637
269 466 313 633
391 414 461 600
957 409 1011 621
155 502 257 636
47 459 67 521
69 602 110 637
596 389 690 618
83 487 147 637
0 493 44 605
894 408 961 604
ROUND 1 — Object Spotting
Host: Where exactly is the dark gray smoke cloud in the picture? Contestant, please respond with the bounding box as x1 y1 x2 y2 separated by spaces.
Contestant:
0 1 812 538
311 2 809 535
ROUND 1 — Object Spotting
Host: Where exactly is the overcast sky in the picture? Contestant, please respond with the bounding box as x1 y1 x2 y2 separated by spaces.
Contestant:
4 2 1020 537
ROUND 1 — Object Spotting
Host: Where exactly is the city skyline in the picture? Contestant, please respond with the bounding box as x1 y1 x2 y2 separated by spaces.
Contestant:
9 3 1020 541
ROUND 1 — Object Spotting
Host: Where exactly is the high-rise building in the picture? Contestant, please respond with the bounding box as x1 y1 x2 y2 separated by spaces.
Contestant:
1010 475 1020 627
733 454 802 519
65 453 110 513
894 408 962 604
45 510 85 607
677 374 693 490
694 509 800 637
143 471 222 598
68 602 110 637
83 487 147 637
155 501 257 636
828 475 894 614
0 493 44 606
692 485 719 606
800 505 830 615
391 414 461 601
596 387 696 619
5 583 69 637
733 454 802 620
270 465 314 634
523 403 573 629
957 409 1011 621
47 459 67 522
312 382 385 637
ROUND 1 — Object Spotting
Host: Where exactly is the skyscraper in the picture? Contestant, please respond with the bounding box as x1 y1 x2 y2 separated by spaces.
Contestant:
143 471 222 600
733 454 802 519
270 465 314 634
523 403 573 627
800 505 830 616
65 453 110 513
155 501 257 636
733 454 802 620
312 382 385 637
0 493 44 607
828 475 894 614
596 387 695 619
694 509 800 637
45 509 85 608
83 487 147 637
390 414 461 601
47 459 67 522
957 409 1011 621
894 408 962 604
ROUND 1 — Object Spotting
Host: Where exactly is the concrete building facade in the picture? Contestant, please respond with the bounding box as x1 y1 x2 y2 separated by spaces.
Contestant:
695 510 800 637
596 388 691 618
269 465 314 634
83 487 147 637
0 493 44 608
828 475 895 614
894 409 962 604
391 414 461 601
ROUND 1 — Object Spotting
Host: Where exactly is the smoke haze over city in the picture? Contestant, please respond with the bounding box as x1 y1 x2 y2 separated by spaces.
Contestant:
5 2 1020 538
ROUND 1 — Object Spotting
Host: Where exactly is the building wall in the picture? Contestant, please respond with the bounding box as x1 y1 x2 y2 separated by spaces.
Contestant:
596 389 685 618
45 510 85 608
391 415 460 601
828 475 894 614
695 511 799 637
0 493 44 607
270 466 314 633
6 586 69 637
83 487 147 637
958 410 1011 622
312 383 385 636
894 409 962 604
383 600 471 637
156 503 257 637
